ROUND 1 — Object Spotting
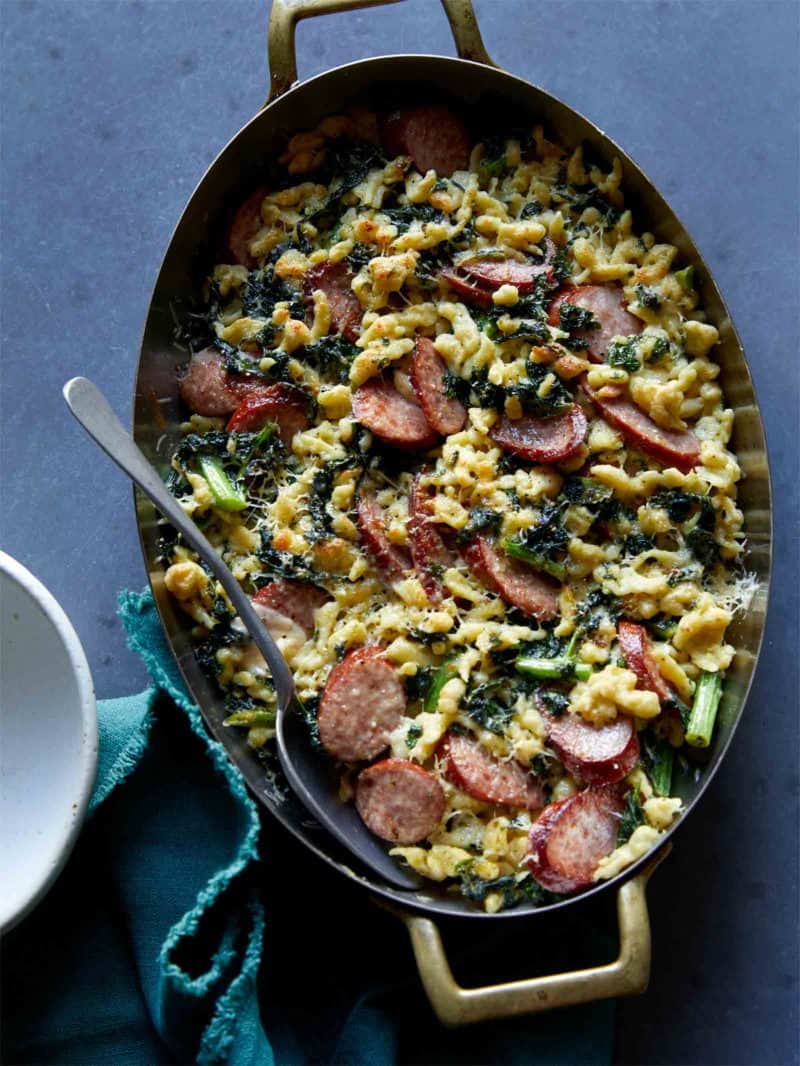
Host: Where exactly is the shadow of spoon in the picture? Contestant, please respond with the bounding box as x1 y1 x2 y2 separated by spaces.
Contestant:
63 377 421 892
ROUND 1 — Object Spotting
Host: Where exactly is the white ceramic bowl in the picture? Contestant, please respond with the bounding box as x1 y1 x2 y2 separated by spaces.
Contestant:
0 552 97 932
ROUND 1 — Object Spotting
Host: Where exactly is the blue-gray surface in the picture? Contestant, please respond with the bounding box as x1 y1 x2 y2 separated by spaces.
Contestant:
1 1 798 1062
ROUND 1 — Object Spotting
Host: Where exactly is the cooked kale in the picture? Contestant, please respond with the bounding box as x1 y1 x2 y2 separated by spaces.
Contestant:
685 525 720 569
405 723 423 749
606 337 643 372
468 368 504 409
344 242 374 273
520 200 542 219
241 265 304 325
537 689 569 717
561 476 613 509
507 361 573 415
622 532 656 557
257 529 320 581
558 303 600 332
381 203 444 232
304 139 387 229
297 694 322 750
443 368 471 405
515 502 569 560
550 245 572 282
459 868 558 909
300 335 359 383
307 458 362 543
635 283 661 309
553 182 621 226
617 788 646 846
464 680 517 734
404 666 435 703
456 506 502 545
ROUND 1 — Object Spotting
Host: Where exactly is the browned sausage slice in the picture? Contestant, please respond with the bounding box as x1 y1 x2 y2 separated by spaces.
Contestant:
179 349 241 416
407 475 455 603
383 105 471 177
227 187 267 267
356 493 412 581
581 380 701 472
543 710 640 786
355 759 446 844
352 375 440 450
548 284 642 362
461 250 554 293
439 732 544 810
439 267 494 308
491 405 588 463
226 383 309 444
410 336 467 436
252 579 328 637
527 785 626 893
317 647 407 763
617 620 671 701
303 261 362 342
464 534 560 622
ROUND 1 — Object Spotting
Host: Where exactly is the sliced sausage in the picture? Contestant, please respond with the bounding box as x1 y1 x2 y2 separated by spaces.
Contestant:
581 380 700 472
356 759 446 845
491 404 588 463
227 187 267 267
461 246 555 293
439 732 544 810
383 105 471 177
410 336 467 436
527 785 626 893
408 474 455 603
303 261 362 343
352 374 440 450
226 383 309 445
548 284 642 362
439 267 494 308
356 493 412 581
253 579 328 637
464 534 560 622
543 709 640 786
317 647 407 763
179 349 240 416
617 620 670 701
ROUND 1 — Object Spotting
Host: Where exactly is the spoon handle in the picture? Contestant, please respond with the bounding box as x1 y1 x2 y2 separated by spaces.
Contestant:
62 377 295 710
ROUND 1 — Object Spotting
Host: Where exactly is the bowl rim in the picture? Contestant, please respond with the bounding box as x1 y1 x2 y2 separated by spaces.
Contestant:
0 550 98 933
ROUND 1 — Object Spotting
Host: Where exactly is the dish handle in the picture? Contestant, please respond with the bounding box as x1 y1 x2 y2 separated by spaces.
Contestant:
266 0 495 104
381 846 670 1027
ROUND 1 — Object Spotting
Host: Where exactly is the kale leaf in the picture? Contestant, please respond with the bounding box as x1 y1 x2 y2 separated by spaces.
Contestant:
456 507 503 545
617 788 646 846
558 303 600 332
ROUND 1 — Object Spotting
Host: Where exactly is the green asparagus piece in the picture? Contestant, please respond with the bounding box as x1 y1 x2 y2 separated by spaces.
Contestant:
424 658 458 713
650 738 675 796
223 709 276 728
198 455 247 512
685 670 722 748
515 656 592 682
502 539 567 581
674 265 695 290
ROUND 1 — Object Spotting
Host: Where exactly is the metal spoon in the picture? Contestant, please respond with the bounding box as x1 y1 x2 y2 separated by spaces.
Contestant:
63 377 420 891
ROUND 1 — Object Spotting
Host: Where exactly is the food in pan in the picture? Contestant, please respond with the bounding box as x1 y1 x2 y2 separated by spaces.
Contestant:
162 104 754 912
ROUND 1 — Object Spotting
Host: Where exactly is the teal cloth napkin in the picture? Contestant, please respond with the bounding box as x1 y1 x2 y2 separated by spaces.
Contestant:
2 590 615 1065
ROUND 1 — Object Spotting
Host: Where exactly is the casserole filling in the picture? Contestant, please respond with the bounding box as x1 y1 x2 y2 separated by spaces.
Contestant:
163 105 754 911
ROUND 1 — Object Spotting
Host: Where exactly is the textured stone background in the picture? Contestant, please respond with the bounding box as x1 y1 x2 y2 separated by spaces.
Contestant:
2 2 798 1062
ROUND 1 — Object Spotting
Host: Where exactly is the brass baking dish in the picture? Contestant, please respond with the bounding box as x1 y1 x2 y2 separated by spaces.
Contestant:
132 0 772 1025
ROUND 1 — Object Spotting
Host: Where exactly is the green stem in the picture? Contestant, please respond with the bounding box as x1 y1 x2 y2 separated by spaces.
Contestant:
502 539 567 581
198 455 247 512
685 671 722 748
674 265 695 290
424 659 458 713
650 740 675 796
223 709 276 728
515 656 592 682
